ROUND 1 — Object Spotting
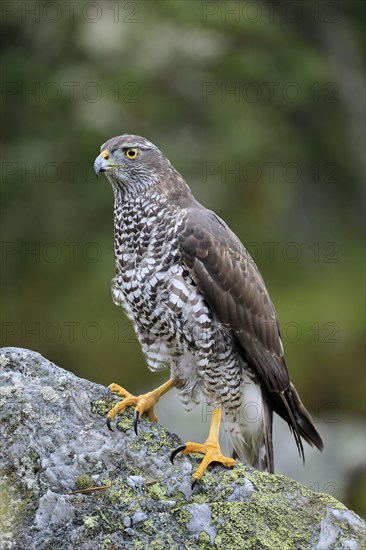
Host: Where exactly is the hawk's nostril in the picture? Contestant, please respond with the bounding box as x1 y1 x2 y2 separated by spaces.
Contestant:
101 150 110 160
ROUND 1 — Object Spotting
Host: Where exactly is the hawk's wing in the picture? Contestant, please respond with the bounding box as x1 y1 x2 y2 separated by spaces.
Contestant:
179 206 323 458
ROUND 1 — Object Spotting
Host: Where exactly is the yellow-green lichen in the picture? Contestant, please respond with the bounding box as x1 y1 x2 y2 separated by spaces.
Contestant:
0 476 26 543
198 531 211 546
132 540 145 550
128 438 143 452
143 481 168 501
141 519 155 535
171 505 192 527
140 533 176 550
115 413 135 433
83 515 98 529
106 479 138 507
211 501 300 549
91 397 117 417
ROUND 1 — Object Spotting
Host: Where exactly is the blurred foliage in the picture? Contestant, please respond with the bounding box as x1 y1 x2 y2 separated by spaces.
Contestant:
1 0 365 513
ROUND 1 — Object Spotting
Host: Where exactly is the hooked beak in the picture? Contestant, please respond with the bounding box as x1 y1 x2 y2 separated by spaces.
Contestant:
94 149 112 177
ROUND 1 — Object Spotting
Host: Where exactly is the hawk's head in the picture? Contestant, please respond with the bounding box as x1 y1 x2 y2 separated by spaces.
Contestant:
94 134 174 192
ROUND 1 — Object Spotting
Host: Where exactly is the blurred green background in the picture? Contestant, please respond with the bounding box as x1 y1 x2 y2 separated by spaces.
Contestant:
1 1 365 516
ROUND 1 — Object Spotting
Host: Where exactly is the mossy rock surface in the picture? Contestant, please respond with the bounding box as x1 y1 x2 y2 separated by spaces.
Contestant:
1 347 365 549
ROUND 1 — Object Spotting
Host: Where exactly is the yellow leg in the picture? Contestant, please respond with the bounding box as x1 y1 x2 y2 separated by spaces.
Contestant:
107 379 174 434
170 408 236 487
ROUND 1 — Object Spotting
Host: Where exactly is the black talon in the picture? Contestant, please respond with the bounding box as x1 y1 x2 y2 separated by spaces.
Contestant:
105 384 111 396
133 410 140 436
106 417 114 432
191 478 199 490
170 444 187 464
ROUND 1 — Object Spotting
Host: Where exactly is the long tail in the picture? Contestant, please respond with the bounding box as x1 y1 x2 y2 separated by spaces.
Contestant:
287 382 324 456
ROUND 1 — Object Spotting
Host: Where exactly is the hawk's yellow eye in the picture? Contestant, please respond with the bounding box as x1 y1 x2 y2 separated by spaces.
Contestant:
125 148 138 159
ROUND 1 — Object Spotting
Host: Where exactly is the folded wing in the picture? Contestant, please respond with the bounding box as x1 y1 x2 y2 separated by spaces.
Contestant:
179 207 324 460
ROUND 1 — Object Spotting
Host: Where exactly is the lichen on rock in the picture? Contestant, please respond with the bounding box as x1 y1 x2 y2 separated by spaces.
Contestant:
0 347 365 549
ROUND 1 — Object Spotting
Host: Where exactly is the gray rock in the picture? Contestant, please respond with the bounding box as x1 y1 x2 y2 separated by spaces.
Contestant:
0 347 365 549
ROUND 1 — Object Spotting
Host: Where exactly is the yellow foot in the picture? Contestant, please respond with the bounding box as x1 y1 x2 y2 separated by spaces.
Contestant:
106 380 173 435
170 408 236 488
170 441 236 488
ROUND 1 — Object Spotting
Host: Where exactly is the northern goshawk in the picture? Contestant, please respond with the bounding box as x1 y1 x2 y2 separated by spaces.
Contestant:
94 134 323 486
